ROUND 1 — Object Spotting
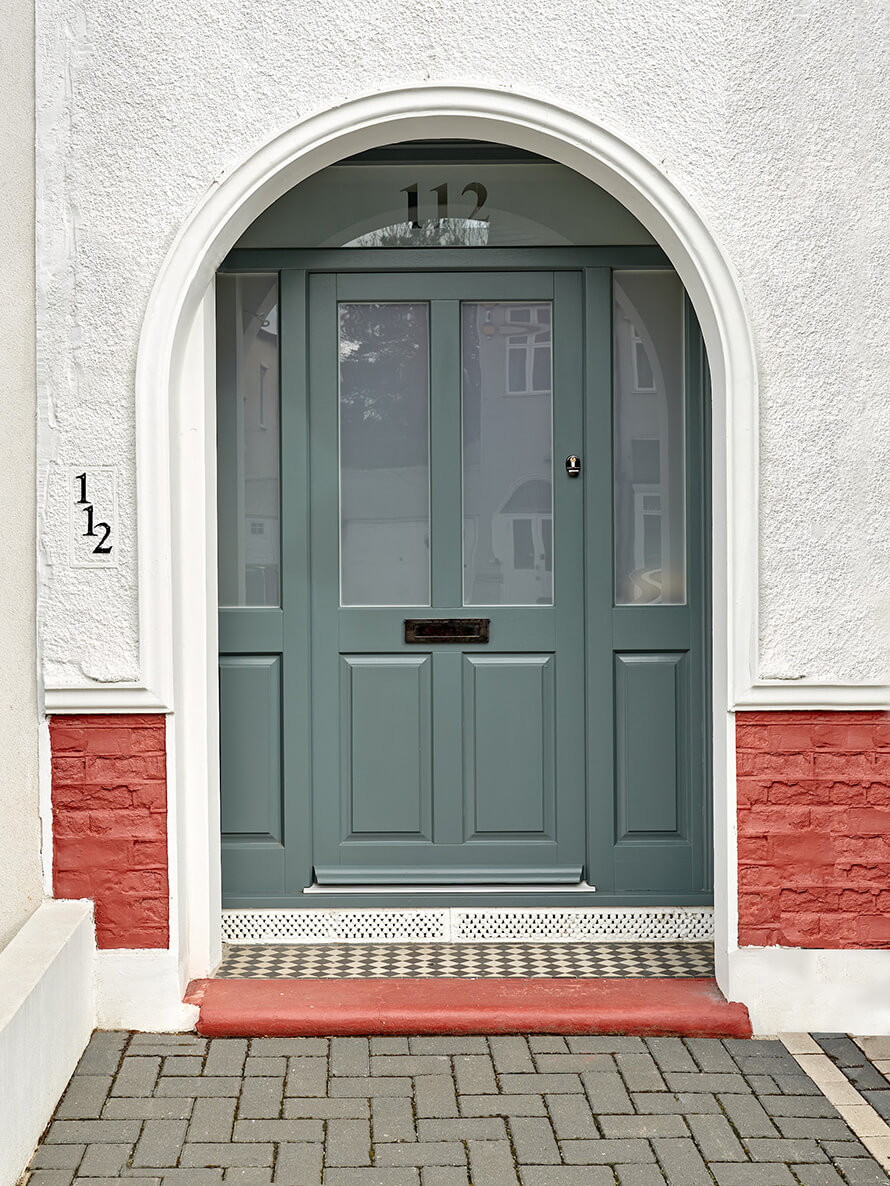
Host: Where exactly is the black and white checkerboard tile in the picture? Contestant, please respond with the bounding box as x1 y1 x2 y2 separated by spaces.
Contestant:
216 941 715 979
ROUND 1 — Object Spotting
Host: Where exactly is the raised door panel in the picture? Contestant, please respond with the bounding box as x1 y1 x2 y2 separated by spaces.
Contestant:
340 655 433 839
219 655 283 842
463 655 555 839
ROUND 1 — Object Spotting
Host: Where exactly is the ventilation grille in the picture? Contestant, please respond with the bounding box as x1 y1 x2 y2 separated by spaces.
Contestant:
222 907 714 945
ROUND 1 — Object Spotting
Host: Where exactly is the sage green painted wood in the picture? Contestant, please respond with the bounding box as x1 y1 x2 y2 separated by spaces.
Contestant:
222 247 671 273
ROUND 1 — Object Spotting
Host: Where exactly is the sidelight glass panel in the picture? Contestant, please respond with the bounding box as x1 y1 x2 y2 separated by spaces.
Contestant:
216 273 281 607
339 303 430 606
462 302 553 606
613 271 686 604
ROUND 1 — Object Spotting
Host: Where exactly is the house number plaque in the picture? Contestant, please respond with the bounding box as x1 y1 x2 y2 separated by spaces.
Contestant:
69 466 118 568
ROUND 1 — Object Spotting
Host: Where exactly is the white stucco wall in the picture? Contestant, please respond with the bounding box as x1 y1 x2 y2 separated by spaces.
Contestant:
35 0 890 692
0 0 43 950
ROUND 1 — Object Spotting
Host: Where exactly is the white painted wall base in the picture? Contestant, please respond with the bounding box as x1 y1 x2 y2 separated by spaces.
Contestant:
727 947 890 1036
96 949 198 1033
0 900 95 1186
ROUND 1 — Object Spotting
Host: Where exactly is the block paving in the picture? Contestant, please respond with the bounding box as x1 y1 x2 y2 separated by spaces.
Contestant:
23 1031 890 1185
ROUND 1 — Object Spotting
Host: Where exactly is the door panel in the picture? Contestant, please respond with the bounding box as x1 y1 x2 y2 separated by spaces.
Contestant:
219 655 283 841
341 655 433 838
462 655 554 838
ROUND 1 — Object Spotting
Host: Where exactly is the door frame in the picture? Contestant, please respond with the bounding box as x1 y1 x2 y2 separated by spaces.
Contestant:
216 248 712 909
126 86 765 992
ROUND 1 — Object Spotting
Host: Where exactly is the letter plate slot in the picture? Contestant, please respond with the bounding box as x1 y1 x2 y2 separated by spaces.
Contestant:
404 618 490 644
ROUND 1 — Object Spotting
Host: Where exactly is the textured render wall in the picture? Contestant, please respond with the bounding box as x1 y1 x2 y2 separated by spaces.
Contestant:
34 0 890 691
737 712 890 948
0 0 43 948
50 716 169 948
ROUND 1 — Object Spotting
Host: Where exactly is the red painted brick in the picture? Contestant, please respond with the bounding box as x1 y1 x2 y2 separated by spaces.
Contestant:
813 751 876 778
737 750 815 778
811 724 877 750
51 714 168 950
847 807 890 834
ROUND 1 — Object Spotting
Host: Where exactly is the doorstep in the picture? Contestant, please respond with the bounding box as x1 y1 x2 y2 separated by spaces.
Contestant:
185 975 751 1038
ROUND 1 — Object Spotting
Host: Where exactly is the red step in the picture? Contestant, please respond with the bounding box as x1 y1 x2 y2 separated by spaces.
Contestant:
185 977 752 1038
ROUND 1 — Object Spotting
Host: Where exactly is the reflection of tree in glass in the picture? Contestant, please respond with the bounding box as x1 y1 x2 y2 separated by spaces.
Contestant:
339 303 429 469
346 219 489 248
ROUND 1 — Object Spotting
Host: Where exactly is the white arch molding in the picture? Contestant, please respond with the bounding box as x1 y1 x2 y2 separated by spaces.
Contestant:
132 85 764 991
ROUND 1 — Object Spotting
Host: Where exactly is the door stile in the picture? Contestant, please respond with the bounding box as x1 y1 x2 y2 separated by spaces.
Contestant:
581 267 616 890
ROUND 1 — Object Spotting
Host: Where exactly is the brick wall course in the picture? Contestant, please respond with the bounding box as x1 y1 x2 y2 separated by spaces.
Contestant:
50 714 169 949
737 711 890 949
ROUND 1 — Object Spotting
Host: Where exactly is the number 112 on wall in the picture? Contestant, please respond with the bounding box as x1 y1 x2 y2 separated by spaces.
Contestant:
69 466 119 568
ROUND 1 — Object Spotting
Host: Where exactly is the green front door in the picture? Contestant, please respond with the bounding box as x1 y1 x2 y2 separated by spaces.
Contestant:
308 271 586 884
217 252 711 906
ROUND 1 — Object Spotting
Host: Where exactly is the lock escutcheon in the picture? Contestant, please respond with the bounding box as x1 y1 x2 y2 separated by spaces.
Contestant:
565 454 581 477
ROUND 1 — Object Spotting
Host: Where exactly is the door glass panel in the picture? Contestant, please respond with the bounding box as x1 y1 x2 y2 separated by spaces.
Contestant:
462 302 553 606
613 271 686 605
339 302 430 606
216 273 281 607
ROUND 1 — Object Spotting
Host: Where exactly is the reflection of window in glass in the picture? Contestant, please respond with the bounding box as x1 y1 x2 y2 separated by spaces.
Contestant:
216 273 281 607
613 271 686 605
506 305 552 395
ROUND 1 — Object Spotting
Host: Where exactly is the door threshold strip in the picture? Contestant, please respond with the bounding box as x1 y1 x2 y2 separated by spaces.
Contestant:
302 880 598 894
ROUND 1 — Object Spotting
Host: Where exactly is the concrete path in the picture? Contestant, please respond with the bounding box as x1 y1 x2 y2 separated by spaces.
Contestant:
22 1033 890 1185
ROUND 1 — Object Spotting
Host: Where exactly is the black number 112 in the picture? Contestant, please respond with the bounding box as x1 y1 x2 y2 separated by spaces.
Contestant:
74 473 113 556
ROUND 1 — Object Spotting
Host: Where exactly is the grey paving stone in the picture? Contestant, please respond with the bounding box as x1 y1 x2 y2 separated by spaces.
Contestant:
112 1056 161 1097
130 1034 205 1049
233 1118 324 1142
417 1118 506 1141
831 1160 890 1185
80 1142 135 1176
717 1093 779 1137
545 1093 598 1139
760 1096 840 1118
22 1174 76 1186
331 1038 370 1078
561 1139 656 1164
581 1070 634 1114
237 1077 284 1118
616 1167 668 1186
617 1052 667 1092
644 1038 697 1074
724 1040 786 1058
414 1075 459 1118
466 1138 520 1186
284 1057 328 1097
531 1053 614 1072
419 1170 470 1186
56 1075 114 1119
770 1074 822 1095
814 1036 868 1067
710 1166 796 1185
272 1141 323 1183
566 1037 645 1054
323 1173 419 1186
204 1040 248 1077
249 1038 328 1056
685 1039 738 1073
863 1089 890 1120
791 1167 847 1186
180 1143 275 1167
411 1036 487 1055
375 1142 466 1166
371 1037 410 1054
745 1138 826 1161
45 1120 142 1144
283 1099 370 1119
131 1120 188 1168
188 1097 237 1142
31 1145 86 1169
156 1076 241 1097
489 1037 534 1074
162 1055 204 1075
135 1171 223 1184
686 1112 746 1160
774 1116 852 1139
665 1072 749 1093
80 1180 161 1186
633 1092 720 1114
519 1169 615 1185
507 1116 561 1163
105 1097 194 1120
373 1096 417 1142
371 1055 450 1076
732 1055 801 1079
744 1075 782 1095
501 1072 582 1094
460 1095 547 1117
330 1076 412 1098
244 1057 287 1077
223 1171 272 1183
820 1139 874 1158
600 1115 689 1139
453 1054 497 1096
651 1136 713 1186
527 1036 568 1053
325 1118 372 1166
76 1031 129 1075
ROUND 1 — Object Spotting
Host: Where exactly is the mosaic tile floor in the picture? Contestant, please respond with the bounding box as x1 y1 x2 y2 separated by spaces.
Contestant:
215 940 715 979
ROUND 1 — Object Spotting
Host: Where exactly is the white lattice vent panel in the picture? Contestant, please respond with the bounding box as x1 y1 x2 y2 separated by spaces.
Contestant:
222 906 713 944
222 909 449 944
451 907 714 943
